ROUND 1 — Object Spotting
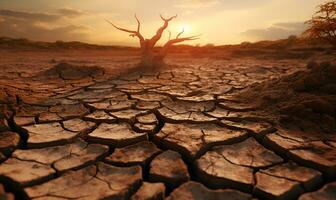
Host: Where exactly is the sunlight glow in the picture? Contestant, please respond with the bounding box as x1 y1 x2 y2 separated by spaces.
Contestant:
178 24 192 34
0 0 326 45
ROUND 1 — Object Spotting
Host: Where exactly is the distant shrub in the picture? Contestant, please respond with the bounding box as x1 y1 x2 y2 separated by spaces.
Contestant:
303 1 336 49
240 41 251 48
286 35 298 48
203 43 215 48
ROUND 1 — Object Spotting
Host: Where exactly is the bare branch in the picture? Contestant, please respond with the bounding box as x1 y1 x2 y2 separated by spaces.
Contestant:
160 14 177 22
167 35 200 45
160 34 200 56
105 18 145 46
157 34 199 59
105 19 136 34
148 14 178 48
176 28 184 39
167 30 172 41
134 14 141 33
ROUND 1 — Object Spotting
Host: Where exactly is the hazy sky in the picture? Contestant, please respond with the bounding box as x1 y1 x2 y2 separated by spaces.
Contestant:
0 0 326 46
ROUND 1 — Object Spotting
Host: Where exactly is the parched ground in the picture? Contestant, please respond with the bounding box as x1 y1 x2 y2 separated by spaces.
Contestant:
0 50 335 200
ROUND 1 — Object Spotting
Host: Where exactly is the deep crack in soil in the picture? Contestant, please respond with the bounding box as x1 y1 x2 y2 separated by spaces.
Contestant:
0 51 335 200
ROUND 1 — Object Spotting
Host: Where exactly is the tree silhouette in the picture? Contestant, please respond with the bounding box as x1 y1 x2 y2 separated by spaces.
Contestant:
303 1 336 48
107 15 199 67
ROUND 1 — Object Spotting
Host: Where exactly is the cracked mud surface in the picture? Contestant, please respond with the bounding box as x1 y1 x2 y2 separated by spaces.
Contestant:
0 50 335 200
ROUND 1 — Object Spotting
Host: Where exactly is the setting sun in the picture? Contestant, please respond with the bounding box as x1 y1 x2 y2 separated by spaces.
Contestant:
178 24 192 34
0 0 326 45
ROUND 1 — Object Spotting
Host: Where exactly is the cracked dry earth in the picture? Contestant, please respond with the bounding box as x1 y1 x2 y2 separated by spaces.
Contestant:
0 52 335 200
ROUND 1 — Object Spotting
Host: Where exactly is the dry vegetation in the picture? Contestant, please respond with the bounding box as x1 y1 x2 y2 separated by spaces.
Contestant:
303 1 336 48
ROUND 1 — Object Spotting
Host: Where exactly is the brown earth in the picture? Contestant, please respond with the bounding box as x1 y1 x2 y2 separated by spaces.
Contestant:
0 49 335 200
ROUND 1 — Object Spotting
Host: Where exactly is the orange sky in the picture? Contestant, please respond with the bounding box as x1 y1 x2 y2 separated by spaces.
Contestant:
0 0 326 46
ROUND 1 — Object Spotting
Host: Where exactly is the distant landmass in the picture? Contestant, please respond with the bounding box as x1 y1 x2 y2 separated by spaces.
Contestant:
0 36 333 61
0 36 331 50
0 37 136 50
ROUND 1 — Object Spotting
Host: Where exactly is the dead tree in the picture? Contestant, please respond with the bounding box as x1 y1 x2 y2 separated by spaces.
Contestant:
106 14 199 66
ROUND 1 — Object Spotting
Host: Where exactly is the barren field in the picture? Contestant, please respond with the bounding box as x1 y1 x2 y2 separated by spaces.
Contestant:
0 49 335 200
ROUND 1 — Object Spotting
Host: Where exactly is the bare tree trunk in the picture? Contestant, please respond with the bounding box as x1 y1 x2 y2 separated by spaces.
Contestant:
107 14 199 67
140 41 166 67
140 51 165 67
153 54 165 66
140 49 155 66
